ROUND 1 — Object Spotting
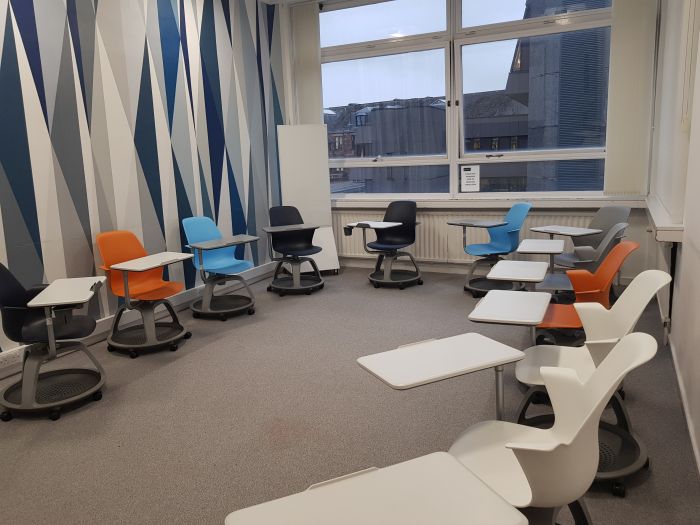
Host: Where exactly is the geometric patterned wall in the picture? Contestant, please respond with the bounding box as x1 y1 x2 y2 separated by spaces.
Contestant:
0 0 285 326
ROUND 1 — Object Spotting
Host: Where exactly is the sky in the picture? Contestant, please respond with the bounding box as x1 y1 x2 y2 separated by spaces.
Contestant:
320 0 526 108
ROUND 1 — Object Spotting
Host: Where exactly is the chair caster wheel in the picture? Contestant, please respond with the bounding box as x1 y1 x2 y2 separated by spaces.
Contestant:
49 409 61 421
192 312 201 319
183 331 192 339
611 482 626 498
247 308 255 315
267 285 273 292
373 282 380 289
471 290 485 298
219 314 227 321
129 350 138 359
0 411 12 422
319 283 325 289
417 279 423 285
399 284 406 290
107 345 116 352
305 290 312 295
92 391 103 401
170 344 178 352
279 292 286 297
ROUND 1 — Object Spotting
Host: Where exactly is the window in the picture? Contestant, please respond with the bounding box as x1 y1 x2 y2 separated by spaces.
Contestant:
461 0 611 28
460 159 604 192
320 0 447 48
320 0 612 196
330 165 450 194
322 49 447 159
461 28 610 154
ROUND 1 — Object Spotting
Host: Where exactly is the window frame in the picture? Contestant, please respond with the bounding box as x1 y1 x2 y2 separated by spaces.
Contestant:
320 0 613 199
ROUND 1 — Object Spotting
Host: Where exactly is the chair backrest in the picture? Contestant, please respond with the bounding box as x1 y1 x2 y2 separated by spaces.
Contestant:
486 202 532 252
572 222 629 272
375 201 417 246
574 269 671 365
573 206 631 248
591 221 628 258
509 332 657 509
569 240 639 307
95 231 163 296
269 206 314 255
0 263 28 308
0 263 30 342
182 216 237 269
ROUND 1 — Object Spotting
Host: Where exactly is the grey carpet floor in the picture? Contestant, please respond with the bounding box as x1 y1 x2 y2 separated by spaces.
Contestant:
1 267 699 524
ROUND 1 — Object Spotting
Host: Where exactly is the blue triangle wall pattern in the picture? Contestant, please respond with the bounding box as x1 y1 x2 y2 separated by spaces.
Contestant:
0 0 286 330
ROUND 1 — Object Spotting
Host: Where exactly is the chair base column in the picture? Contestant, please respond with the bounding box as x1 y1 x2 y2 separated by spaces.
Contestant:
191 274 255 320
268 256 324 296
0 341 105 421
464 256 521 297
107 300 191 358
368 251 422 290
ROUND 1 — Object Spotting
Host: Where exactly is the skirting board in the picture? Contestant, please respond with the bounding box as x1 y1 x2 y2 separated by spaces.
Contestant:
0 262 276 380
669 338 700 476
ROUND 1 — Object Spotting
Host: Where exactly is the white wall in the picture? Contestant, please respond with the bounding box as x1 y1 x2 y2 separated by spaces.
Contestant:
646 0 700 470
649 0 700 222
668 19 700 470
605 0 659 196
290 3 323 125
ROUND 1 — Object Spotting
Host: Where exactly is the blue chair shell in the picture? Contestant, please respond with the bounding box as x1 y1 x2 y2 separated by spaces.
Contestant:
182 217 253 275
465 202 532 257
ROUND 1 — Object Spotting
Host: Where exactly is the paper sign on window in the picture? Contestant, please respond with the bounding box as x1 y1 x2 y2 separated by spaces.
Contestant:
460 165 480 192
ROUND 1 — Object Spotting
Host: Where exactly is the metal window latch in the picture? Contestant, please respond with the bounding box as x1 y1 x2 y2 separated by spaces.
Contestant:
485 154 504 158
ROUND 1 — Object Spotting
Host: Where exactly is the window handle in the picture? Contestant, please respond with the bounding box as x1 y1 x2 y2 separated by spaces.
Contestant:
485 154 504 158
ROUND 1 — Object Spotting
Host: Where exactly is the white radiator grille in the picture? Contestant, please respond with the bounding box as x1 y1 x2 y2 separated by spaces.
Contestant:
332 209 594 264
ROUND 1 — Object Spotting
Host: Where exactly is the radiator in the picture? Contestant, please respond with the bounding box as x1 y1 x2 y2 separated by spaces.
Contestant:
332 209 594 264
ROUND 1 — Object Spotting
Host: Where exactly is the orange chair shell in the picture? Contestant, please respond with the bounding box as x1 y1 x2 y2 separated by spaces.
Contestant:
95 231 184 301
538 241 640 330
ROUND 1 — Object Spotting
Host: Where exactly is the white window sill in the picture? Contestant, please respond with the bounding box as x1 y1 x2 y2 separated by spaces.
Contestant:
646 196 684 243
332 194 647 210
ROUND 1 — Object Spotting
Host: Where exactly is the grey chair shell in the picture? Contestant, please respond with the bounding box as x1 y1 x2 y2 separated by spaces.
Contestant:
555 222 629 272
573 206 631 249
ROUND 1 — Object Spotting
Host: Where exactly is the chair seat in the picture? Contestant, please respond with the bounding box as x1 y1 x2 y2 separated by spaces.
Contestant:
538 304 582 330
281 246 322 257
199 259 253 275
554 252 585 268
367 241 411 251
515 344 596 386
449 420 552 508
111 280 184 301
465 243 511 257
22 314 96 343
